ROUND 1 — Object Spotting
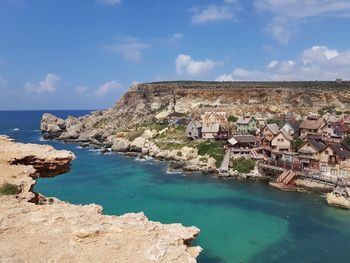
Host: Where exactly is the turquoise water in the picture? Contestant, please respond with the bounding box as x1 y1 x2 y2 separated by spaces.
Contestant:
1 111 350 263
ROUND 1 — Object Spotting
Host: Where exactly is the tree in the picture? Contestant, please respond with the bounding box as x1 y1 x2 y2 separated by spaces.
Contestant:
292 137 304 151
228 115 238 123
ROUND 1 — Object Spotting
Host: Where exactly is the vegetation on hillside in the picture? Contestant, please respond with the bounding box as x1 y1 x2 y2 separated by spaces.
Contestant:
231 157 256 174
197 140 224 168
124 129 145 141
292 137 304 151
145 80 350 91
0 183 19 196
318 105 336 116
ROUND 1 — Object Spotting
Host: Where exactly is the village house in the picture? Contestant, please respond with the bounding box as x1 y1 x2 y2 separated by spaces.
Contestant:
202 112 227 127
271 130 293 160
299 115 326 138
202 124 221 139
228 135 258 158
228 135 258 149
236 117 257 134
298 137 327 170
260 123 279 147
281 119 300 137
185 119 202 140
338 120 350 138
201 112 228 140
319 143 350 177
321 121 344 142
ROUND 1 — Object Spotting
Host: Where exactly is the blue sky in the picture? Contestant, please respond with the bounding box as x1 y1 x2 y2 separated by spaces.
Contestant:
1 0 350 110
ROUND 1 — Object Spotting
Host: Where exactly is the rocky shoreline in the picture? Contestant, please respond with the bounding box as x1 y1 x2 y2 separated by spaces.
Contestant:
0 135 201 262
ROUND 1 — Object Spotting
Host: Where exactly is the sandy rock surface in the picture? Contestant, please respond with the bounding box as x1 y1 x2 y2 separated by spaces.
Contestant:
0 135 201 263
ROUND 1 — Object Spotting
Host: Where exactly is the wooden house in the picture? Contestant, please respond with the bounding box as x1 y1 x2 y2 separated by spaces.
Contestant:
299 115 326 138
271 131 293 160
185 119 202 140
298 138 327 170
202 112 227 127
321 121 344 142
281 120 300 137
236 117 257 134
319 143 350 176
202 124 220 139
228 135 258 149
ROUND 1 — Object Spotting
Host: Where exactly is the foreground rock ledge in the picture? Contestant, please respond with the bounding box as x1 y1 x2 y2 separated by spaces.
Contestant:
0 135 201 263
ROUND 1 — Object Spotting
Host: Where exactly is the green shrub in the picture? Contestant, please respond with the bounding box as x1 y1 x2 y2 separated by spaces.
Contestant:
318 105 336 116
125 129 145 141
228 115 238 123
292 137 304 151
197 140 224 168
142 120 168 131
0 183 19 196
231 157 256 174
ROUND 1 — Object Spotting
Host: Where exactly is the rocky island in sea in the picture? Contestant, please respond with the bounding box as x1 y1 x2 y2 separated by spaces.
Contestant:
0 135 201 262
41 81 350 208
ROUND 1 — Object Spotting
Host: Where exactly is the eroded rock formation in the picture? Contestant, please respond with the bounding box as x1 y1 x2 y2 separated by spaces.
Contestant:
41 81 350 143
0 135 201 263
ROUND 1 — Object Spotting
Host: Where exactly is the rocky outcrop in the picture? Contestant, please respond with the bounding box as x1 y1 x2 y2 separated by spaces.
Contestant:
0 136 201 262
41 81 350 143
326 192 350 209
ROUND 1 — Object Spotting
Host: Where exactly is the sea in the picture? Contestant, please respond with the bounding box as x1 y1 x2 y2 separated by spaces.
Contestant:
1 110 350 263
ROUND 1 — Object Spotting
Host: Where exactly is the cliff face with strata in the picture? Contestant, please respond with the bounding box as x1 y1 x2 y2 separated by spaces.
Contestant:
87 81 350 129
41 81 350 144
0 136 201 263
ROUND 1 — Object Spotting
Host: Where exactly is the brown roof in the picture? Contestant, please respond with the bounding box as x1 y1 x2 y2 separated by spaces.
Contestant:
231 135 257 143
299 138 327 153
328 144 350 158
300 117 325 130
280 130 293 141
266 123 280 135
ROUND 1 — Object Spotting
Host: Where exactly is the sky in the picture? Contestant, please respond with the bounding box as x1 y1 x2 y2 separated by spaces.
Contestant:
0 0 350 110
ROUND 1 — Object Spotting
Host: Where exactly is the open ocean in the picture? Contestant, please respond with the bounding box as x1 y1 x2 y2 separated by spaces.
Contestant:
1 110 350 263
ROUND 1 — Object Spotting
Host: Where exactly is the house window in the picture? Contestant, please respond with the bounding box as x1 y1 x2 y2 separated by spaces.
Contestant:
325 150 329 155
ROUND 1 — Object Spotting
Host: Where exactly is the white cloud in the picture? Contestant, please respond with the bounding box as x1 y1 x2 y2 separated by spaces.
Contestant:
97 0 121 5
255 0 350 44
75 85 88 95
108 35 149 62
25 73 60 93
216 45 350 81
91 81 122 96
175 54 221 76
191 1 239 24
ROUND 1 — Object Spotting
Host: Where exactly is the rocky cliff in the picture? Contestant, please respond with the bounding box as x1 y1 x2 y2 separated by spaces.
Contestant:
40 81 350 150
0 136 201 263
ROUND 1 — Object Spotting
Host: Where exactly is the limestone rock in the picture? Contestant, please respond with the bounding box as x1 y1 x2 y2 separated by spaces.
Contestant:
326 193 350 209
111 138 130 152
0 136 201 262
41 113 66 138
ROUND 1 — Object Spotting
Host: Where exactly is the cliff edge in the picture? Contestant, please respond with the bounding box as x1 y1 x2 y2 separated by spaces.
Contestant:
0 135 201 263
